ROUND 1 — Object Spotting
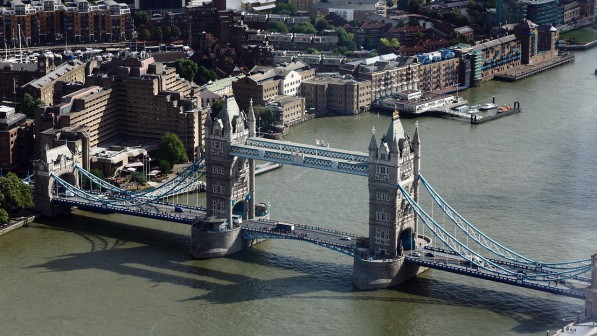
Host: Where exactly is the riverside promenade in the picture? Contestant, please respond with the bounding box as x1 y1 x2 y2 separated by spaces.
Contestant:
493 52 575 82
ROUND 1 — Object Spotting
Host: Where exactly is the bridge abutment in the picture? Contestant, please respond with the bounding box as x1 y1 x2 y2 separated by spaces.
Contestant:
585 254 597 319
189 219 262 259
353 256 426 290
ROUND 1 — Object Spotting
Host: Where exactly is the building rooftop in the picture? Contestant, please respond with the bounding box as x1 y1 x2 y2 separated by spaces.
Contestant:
25 59 84 89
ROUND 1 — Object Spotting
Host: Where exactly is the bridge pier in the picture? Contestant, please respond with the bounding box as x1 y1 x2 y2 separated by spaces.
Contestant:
190 223 262 259
585 254 597 319
353 256 426 290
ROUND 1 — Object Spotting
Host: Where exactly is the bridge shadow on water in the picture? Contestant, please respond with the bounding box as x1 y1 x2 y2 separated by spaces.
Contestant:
28 214 583 332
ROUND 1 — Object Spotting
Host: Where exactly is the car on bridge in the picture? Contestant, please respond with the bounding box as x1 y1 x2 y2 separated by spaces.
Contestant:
175 206 184 212
411 252 422 257
340 236 351 241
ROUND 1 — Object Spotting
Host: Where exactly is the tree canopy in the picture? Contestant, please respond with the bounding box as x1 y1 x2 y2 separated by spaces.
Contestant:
315 17 334 32
272 2 297 14
20 93 44 119
158 133 188 166
335 26 356 51
253 105 277 132
134 12 149 26
291 21 317 34
138 28 151 41
379 37 401 52
174 59 199 82
210 98 224 119
196 66 218 85
269 21 289 33
0 173 34 223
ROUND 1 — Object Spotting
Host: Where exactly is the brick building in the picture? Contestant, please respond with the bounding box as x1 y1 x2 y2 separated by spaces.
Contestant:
0 105 33 173
301 74 372 115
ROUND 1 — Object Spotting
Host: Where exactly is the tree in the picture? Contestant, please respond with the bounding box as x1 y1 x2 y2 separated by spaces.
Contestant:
210 98 224 119
272 2 297 14
253 105 276 132
315 17 333 32
0 173 34 223
269 21 289 33
152 27 163 41
130 171 147 184
290 22 317 34
158 133 188 166
81 168 104 190
162 25 172 40
335 27 356 51
20 93 44 118
138 28 151 41
306 47 319 55
195 65 218 85
170 25 181 40
174 58 199 82
159 160 172 174
363 36 373 50
134 12 149 26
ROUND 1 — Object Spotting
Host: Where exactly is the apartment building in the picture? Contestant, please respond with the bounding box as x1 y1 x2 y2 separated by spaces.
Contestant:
340 53 419 100
232 61 315 110
0 105 33 173
301 74 372 115
265 95 305 126
0 0 134 46
471 34 522 83
36 56 207 173
23 59 86 105
416 49 461 92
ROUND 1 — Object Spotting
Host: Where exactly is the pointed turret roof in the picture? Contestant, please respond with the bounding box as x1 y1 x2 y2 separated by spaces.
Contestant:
369 130 377 151
385 110 405 144
218 96 241 129
412 123 420 145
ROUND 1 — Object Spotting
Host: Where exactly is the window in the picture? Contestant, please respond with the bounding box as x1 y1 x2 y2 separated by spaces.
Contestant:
374 227 391 245
376 166 389 175
376 191 391 202
376 211 390 222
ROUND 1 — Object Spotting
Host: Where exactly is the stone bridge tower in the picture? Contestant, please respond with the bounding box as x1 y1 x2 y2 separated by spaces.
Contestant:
190 96 257 259
33 145 79 217
353 112 425 290
586 254 597 319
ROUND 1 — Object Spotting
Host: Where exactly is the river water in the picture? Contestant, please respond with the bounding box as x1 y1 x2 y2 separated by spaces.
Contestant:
1 49 596 335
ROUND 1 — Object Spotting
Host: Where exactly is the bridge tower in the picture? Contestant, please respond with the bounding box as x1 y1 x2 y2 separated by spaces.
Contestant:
190 96 258 258
353 111 426 290
33 145 79 217
586 254 597 319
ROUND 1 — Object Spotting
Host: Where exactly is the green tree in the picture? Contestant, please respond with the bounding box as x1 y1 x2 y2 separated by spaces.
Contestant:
158 133 188 165
272 2 297 14
130 171 147 185
253 105 276 132
138 28 151 41
152 27 163 41
379 37 400 52
335 27 356 51
134 12 149 26
174 58 199 82
159 160 173 174
170 25 181 40
269 21 289 33
290 21 317 34
20 93 44 118
363 36 373 50
162 25 172 40
210 98 224 119
196 65 218 85
81 168 104 190
315 17 333 32
306 47 319 54
0 173 34 223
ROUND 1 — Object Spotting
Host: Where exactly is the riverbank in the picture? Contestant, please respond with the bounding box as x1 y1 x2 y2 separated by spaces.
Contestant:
493 52 575 82
0 213 40 237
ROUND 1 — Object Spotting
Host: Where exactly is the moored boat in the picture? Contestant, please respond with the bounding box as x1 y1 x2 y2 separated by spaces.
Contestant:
479 103 497 110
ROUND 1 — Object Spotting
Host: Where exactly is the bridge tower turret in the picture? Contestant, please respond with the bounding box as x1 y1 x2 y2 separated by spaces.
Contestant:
353 111 426 290
191 96 258 259
586 254 597 319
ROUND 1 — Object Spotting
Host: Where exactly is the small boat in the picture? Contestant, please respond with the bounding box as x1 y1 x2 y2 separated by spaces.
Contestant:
467 105 481 114
497 105 513 113
479 103 497 110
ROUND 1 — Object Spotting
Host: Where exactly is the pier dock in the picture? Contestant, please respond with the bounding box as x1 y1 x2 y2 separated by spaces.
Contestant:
471 102 521 124
493 53 574 82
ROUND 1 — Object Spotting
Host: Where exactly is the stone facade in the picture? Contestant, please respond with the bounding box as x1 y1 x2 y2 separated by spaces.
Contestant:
586 254 597 319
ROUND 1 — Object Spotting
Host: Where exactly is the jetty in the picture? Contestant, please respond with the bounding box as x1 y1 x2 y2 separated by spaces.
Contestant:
493 53 574 82
471 102 521 124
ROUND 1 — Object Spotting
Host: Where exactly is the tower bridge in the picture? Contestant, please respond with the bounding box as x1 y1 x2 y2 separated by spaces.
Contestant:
33 96 597 318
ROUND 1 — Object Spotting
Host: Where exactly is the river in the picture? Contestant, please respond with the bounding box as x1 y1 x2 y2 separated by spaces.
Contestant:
1 49 596 335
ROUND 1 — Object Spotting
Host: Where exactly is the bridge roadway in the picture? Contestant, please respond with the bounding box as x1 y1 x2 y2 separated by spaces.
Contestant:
52 195 590 298
52 195 359 251
404 247 589 299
